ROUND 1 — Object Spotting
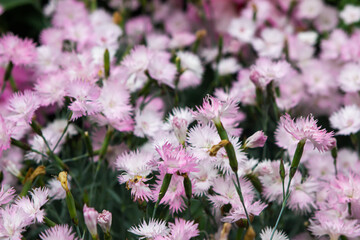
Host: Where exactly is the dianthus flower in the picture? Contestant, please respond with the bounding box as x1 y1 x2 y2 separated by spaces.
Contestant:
129 218 169 239
249 58 290 89
193 96 239 125
167 218 199 240
116 150 156 201
0 185 15 206
260 227 289 240
166 107 194 144
280 113 335 152
39 224 78 240
0 116 11 154
330 105 360 135
15 187 49 223
155 142 198 175
7 90 40 124
0 205 33 239
0 33 37 66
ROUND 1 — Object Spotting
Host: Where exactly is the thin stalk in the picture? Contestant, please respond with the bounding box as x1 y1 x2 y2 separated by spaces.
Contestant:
233 172 252 227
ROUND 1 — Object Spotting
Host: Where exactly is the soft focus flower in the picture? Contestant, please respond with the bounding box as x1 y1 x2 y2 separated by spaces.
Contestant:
228 17 256 43
129 218 170 239
0 205 33 239
167 218 199 240
39 224 78 240
0 185 15 206
7 90 40 124
0 33 37 66
0 116 11 154
280 113 335 152
340 5 360 25
330 105 360 135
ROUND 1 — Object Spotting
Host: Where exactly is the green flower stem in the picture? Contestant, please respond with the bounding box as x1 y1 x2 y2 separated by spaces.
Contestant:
104 232 112 240
44 217 57 227
214 120 252 227
270 139 306 240
153 173 172 218
19 180 33 197
66 190 79 225
104 49 110 79
331 147 338 176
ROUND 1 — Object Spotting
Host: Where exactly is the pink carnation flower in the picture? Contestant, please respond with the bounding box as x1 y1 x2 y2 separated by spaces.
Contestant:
0 116 11 154
193 96 239 125
7 90 40 124
330 105 360 135
280 113 335 152
0 34 37 66
0 205 33 239
39 224 78 240
155 142 198 175
0 185 15 206
167 218 199 240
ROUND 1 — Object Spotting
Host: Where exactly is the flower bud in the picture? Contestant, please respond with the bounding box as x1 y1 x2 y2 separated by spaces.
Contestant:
97 210 112 233
83 204 99 238
58 171 69 192
244 131 267 149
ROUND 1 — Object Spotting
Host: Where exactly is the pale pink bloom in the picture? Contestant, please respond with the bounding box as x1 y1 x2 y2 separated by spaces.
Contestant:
340 5 360 24
304 151 335 179
34 72 67 107
249 58 290 89
166 107 194 144
40 28 64 50
89 9 112 26
194 95 238 125
276 72 304 110
0 205 33 239
187 124 246 174
97 210 112 233
167 218 199 240
340 32 360 62
66 80 101 120
297 31 318 46
129 218 169 239
217 57 240 76
280 113 335 152
242 0 275 25
51 0 88 27
330 105 360 135
296 0 323 19
98 80 132 121
331 173 360 204
227 17 256 43
189 162 218 196
7 90 40 124
39 224 78 240
314 6 338 32
245 131 267 148
288 176 318 213
301 60 337 96
165 11 190 34
337 148 360 174
221 198 267 223
153 173 186 213
125 16 153 42
156 142 197 175
338 62 360 93
260 227 289 240
35 46 61 73
168 32 196 49
47 178 69 200
148 52 177 88
0 185 15 206
93 22 122 49
134 108 164 139
15 187 49 223
176 51 203 89
256 160 289 203
320 29 348 60
0 116 11 153
287 34 315 61
252 28 285 59
0 34 37 66
309 210 360 239
146 33 170 50
83 204 98 237
116 150 155 201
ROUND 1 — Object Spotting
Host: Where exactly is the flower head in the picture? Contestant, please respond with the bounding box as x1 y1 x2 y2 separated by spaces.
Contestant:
0 185 16 206
260 227 289 240
97 210 112 233
167 218 199 240
244 131 267 148
7 90 40 124
280 113 335 152
330 105 360 135
156 142 198 175
193 96 239 125
83 204 98 237
129 218 169 239
39 224 78 240
0 33 37 65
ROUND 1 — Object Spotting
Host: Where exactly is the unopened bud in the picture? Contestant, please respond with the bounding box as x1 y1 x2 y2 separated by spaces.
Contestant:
58 171 69 192
244 131 267 149
84 204 99 238
98 210 112 233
